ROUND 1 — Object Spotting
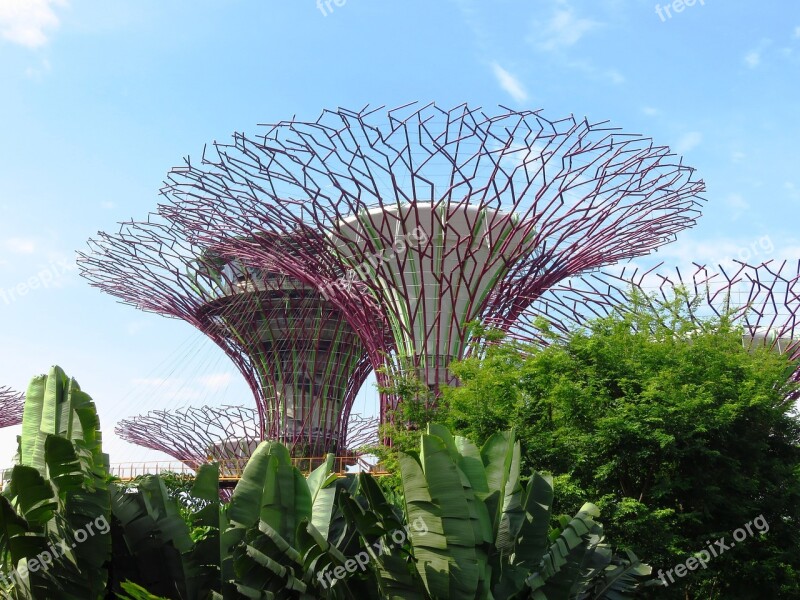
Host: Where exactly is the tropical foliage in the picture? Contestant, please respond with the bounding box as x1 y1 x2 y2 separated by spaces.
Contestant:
0 366 654 599
440 292 800 598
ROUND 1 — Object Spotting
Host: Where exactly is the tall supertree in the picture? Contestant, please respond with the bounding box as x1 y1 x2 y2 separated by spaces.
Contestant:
79 217 373 455
160 103 705 414
115 405 379 473
0 386 24 428
514 260 800 376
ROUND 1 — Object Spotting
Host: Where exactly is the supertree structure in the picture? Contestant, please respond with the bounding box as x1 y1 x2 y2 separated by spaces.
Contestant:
0 386 24 428
116 405 379 473
514 260 800 368
116 405 261 472
79 216 372 455
160 103 705 412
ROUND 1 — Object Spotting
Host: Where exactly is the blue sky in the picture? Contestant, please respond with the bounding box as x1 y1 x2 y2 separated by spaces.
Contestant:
0 0 798 464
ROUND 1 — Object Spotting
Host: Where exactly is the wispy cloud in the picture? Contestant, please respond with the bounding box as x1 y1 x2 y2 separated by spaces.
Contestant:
674 131 703 154
200 373 233 390
0 0 68 48
724 193 749 220
794 26 800 39
743 39 773 69
785 181 800 201
563 59 625 86
532 1 599 52
490 62 528 103
130 377 201 401
654 234 780 274
25 57 51 80
744 50 761 68
642 106 661 117
126 321 147 336
605 68 625 84
3 238 36 254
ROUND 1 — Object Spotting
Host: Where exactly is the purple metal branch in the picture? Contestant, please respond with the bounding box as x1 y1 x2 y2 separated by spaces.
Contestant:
116 405 379 469
116 405 261 471
0 386 24 428
512 260 800 393
159 103 704 414
79 215 372 454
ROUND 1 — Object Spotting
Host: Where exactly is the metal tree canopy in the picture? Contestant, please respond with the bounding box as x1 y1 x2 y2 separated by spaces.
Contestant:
116 405 378 475
79 218 372 455
160 103 705 411
0 386 23 428
515 260 800 390
116 405 261 471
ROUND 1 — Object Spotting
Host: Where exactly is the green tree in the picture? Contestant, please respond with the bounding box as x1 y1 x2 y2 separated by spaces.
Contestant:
442 290 800 599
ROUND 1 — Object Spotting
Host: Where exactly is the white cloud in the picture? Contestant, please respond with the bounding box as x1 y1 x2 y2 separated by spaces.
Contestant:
130 376 201 401
605 69 625 84
744 50 761 68
491 62 529 103
0 0 67 48
794 26 800 39
200 373 233 390
126 321 147 336
642 107 660 117
3 237 36 254
533 2 599 52
731 151 746 163
131 377 174 387
25 57 50 80
743 39 773 69
653 234 784 276
724 193 749 220
674 131 703 154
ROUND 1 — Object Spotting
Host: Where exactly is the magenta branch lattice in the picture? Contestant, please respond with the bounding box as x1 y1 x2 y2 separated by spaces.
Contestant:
514 260 800 391
80 217 372 455
0 386 24 428
159 103 705 414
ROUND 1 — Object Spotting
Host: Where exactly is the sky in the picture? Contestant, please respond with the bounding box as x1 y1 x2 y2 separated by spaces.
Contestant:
0 0 798 466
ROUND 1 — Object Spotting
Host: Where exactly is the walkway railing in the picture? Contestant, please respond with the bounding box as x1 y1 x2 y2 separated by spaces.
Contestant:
1 456 387 484
108 455 384 481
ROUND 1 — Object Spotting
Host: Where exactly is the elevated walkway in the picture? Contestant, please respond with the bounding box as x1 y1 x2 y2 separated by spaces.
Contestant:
108 455 387 487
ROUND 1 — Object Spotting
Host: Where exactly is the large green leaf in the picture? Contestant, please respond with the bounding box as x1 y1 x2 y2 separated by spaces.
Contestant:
188 463 224 598
19 373 47 470
525 503 602 598
6 465 56 526
397 450 449 598
306 455 338 539
420 433 486 598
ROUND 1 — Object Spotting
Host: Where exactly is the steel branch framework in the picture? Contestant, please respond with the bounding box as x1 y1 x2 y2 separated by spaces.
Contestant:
160 103 705 409
79 217 372 455
115 405 380 472
514 260 800 371
116 405 261 471
0 386 24 428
